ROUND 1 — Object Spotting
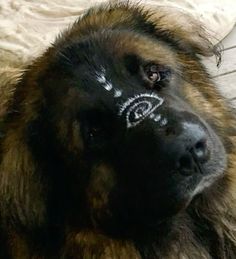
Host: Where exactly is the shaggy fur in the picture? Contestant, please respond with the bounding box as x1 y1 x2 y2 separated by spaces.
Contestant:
1 2 236 258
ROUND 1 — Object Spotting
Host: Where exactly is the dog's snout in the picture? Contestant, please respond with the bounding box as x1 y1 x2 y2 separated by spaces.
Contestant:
118 108 212 177
171 122 210 175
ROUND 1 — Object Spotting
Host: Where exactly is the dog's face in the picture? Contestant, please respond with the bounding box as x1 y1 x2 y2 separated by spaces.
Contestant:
31 28 227 236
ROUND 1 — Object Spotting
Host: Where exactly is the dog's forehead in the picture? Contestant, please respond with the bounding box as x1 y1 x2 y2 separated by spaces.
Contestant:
61 33 178 126
67 30 178 68
73 39 175 91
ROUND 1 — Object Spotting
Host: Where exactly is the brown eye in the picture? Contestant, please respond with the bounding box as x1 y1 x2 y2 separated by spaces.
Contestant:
143 63 171 89
146 65 161 83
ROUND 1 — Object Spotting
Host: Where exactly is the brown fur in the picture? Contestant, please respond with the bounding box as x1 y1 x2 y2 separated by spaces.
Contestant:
1 2 236 258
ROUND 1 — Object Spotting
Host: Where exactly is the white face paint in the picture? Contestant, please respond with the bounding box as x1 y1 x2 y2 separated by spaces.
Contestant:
95 67 123 98
160 117 168 126
95 69 166 128
118 93 166 128
114 89 122 98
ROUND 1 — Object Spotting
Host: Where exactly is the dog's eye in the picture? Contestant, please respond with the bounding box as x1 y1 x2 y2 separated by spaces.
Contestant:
82 124 107 151
145 65 161 83
143 64 171 89
88 126 103 140
80 111 113 151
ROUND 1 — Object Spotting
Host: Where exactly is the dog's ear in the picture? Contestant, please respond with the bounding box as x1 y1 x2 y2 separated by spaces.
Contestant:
147 7 220 60
0 68 47 230
0 67 24 118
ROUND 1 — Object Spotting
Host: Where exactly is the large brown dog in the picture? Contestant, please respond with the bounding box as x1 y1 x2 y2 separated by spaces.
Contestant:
0 2 236 258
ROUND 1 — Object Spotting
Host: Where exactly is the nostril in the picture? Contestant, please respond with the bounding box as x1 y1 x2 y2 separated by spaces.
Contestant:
195 139 206 150
192 139 209 162
178 153 194 172
176 139 210 176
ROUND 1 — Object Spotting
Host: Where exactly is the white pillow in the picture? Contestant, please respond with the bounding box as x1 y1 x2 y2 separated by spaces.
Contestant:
145 0 236 44
0 0 235 68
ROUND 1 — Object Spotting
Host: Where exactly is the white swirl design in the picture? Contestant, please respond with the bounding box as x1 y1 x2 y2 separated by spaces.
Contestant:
118 93 164 128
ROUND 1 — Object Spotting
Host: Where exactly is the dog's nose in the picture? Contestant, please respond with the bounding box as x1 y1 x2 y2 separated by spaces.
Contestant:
177 139 209 175
173 123 210 175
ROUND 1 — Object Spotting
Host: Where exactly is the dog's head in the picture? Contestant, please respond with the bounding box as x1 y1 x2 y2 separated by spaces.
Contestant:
3 4 229 238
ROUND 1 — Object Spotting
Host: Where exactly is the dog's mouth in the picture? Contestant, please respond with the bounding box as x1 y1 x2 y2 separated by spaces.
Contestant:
88 160 226 239
104 137 226 233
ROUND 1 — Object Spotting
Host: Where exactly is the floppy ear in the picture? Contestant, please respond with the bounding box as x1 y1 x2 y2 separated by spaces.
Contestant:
0 68 47 229
147 6 220 60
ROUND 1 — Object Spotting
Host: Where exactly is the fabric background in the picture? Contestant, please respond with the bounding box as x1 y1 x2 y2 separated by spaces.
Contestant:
0 0 236 68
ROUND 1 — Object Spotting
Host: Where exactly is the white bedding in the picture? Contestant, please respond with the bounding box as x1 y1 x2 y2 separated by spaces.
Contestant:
0 0 236 69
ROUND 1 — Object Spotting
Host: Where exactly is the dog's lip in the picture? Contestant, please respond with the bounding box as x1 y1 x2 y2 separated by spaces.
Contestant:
171 157 209 176
191 167 226 196
177 160 207 176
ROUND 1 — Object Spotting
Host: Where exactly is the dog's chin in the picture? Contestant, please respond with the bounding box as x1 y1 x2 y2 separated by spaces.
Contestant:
98 165 226 237
97 193 189 238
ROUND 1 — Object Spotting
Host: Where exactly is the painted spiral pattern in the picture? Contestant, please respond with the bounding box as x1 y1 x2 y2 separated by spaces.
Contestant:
118 93 164 128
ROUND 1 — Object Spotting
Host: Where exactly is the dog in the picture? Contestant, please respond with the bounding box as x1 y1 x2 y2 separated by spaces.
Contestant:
0 2 236 258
